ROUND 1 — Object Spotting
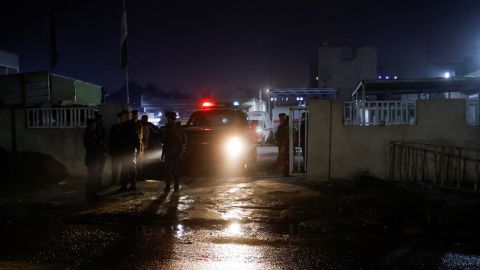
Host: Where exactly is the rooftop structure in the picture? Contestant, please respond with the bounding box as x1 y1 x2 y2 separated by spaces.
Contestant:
0 50 19 75
353 76 480 100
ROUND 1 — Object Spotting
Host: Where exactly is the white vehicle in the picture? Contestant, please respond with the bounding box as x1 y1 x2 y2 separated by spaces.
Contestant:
247 111 273 144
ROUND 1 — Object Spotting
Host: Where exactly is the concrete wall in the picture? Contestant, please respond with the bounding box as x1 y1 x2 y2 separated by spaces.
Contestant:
0 105 124 178
0 109 12 150
307 99 480 181
317 46 377 99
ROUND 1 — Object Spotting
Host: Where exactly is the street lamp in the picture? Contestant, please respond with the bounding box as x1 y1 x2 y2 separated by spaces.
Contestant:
266 89 271 116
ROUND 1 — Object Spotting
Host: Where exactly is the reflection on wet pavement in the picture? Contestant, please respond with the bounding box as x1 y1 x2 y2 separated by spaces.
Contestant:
2 175 480 269
224 222 242 237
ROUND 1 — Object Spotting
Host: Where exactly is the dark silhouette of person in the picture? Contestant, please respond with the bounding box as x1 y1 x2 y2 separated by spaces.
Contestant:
300 112 307 158
131 109 142 182
117 110 140 192
161 111 186 193
94 114 107 189
83 118 103 200
108 112 122 186
274 113 290 176
137 114 151 181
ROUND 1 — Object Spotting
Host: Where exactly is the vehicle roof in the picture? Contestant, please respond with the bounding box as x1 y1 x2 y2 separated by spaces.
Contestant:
352 76 480 96
192 108 246 113
195 107 244 112
186 108 249 127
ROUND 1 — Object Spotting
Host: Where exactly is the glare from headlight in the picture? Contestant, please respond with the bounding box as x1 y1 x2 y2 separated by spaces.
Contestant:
224 137 244 158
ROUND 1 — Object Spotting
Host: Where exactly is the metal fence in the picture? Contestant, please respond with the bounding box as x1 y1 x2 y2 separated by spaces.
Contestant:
27 107 96 128
390 142 480 191
345 100 480 126
344 101 416 126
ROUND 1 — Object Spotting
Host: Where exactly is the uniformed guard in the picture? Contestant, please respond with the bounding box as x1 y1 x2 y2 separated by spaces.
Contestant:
274 113 290 176
83 118 103 200
94 114 107 189
131 109 142 182
161 111 186 193
117 110 140 192
108 112 122 186
137 114 151 181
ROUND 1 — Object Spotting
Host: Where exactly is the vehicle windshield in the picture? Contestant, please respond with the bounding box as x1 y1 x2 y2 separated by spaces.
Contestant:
187 110 249 127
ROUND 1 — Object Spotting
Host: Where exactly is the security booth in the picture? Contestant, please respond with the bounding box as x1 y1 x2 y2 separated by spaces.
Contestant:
268 88 338 175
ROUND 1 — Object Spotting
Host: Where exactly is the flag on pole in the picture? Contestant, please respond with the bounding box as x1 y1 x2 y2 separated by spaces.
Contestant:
120 0 128 69
49 8 58 69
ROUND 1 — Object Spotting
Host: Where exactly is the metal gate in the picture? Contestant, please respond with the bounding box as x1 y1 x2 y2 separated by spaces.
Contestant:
390 142 480 191
288 107 308 175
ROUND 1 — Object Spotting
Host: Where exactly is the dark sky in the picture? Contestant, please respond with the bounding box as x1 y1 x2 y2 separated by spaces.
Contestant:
1 0 480 97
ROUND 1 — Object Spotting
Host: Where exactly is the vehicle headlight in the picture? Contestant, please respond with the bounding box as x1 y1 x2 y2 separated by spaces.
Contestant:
224 137 244 158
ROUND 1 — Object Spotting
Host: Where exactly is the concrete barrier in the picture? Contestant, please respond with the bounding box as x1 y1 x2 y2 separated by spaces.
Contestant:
0 105 124 180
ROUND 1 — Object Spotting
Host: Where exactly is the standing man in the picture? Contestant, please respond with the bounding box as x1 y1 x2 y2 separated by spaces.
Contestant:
161 111 186 193
117 110 140 192
274 113 290 177
131 110 142 182
94 114 107 189
108 112 122 186
137 114 151 180
83 118 103 200
300 112 307 161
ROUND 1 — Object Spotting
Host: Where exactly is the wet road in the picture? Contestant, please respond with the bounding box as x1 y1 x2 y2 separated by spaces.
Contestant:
1 146 480 269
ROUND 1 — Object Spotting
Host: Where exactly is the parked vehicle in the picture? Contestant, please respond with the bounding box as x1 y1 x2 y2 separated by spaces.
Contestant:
247 111 273 144
183 107 257 175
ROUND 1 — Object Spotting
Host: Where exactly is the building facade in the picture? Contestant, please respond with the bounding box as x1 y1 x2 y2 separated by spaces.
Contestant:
314 46 377 100
0 50 19 75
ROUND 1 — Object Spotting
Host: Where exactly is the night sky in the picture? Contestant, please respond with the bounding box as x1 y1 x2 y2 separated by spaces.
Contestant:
1 0 480 98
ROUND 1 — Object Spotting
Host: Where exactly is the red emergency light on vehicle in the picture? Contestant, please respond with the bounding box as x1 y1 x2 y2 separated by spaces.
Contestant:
202 101 215 108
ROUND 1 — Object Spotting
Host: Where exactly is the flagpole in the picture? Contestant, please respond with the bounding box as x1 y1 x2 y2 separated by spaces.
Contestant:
120 0 130 106
126 66 130 105
49 8 58 71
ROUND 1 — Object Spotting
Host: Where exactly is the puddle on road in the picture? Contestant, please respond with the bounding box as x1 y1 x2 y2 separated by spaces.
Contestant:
225 222 242 236
185 207 223 221
5 177 480 269
177 195 194 212
3 221 480 270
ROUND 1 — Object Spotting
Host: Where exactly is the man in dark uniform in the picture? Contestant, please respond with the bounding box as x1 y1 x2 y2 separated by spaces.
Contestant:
94 114 107 189
117 110 140 192
108 112 122 186
300 112 307 160
274 113 290 176
131 110 142 182
161 111 186 193
83 118 103 200
138 114 151 181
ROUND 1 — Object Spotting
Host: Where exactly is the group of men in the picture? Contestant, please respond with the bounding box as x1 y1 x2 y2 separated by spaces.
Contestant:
83 110 186 201
84 110 296 200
